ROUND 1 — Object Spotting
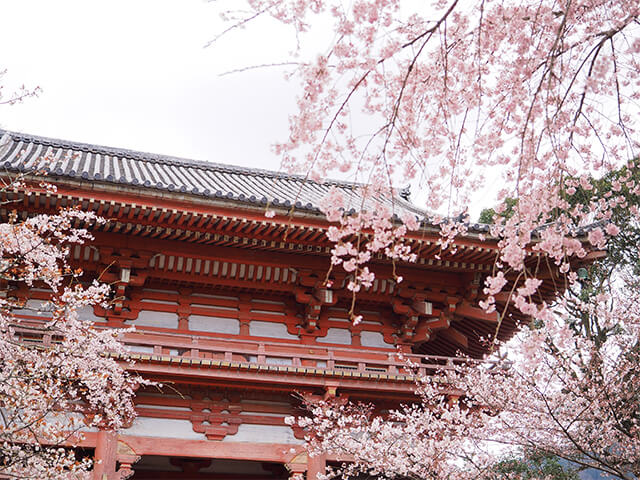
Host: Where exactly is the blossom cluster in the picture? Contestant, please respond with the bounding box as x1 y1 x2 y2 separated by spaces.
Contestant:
216 0 639 316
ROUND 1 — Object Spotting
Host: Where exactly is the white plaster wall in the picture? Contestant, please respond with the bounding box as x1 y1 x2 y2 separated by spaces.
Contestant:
189 315 240 334
317 328 352 345
136 404 191 412
251 309 285 316
361 331 394 348
141 298 179 306
142 288 180 295
126 345 154 354
249 321 298 340
222 424 303 444
265 356 292 365
43 412 97 432
135 311 179 329
76 305 107 323
360 319 383 326
124 417 206 440
253 299 286 306
13 299 52 317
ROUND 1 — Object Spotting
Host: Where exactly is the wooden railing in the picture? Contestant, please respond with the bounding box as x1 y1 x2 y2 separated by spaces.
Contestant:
119 329 475 377
10 321 486 379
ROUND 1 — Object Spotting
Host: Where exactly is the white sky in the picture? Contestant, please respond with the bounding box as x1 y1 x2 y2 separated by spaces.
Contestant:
0 0 497 217
0 0 302 170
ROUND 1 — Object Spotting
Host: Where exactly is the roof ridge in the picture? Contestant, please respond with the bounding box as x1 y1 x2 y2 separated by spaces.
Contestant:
0 129 362 189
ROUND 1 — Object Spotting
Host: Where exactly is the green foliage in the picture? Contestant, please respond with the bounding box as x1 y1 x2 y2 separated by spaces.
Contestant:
486 451 580 480
478 208 496 224
568 163 640 283
565 162 640 343
478 198 518 224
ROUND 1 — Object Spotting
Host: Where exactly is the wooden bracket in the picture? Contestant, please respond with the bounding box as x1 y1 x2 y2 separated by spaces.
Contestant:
116 440 140 480
295 286 337 332
456 300 499 323
392 296 438 341
286 452 308 479
98 249 152 315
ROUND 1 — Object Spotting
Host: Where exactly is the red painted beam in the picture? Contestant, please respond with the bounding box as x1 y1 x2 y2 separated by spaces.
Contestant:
456 300 499 323
127 361 419 394
90 232 467 288
119 435 303 462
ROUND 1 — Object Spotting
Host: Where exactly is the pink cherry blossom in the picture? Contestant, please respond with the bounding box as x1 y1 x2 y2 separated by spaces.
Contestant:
588 227 606 249
0 176 141 479
605 223 620 236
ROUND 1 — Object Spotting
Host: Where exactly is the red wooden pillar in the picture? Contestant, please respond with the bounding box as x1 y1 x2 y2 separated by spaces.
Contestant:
238 296 251 336
307 453 327 480
93 430 118 480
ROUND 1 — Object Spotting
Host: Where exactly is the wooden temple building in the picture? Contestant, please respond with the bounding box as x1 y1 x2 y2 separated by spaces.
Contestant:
0 130 562 479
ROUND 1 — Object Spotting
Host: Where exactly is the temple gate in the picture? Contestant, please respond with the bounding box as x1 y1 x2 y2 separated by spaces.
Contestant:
0 130 567 479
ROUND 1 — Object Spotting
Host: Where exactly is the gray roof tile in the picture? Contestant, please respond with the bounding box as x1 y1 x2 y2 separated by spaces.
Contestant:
0 129 429 220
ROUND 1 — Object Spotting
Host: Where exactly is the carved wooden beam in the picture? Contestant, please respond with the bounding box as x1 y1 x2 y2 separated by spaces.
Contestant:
455 300 499 323
392 297 441 342
116 440 141 479
439 326 469 349
465 272 485 300
412 312 452 343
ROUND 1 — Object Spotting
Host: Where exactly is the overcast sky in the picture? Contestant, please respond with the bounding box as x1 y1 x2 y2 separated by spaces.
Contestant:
0 0 303 170
0 1 498 216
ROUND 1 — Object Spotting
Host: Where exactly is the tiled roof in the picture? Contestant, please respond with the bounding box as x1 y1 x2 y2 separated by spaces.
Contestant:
0 130 493 233
0 129 428 218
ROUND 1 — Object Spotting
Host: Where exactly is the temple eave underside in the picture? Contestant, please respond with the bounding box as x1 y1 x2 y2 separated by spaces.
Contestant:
4 183 562 361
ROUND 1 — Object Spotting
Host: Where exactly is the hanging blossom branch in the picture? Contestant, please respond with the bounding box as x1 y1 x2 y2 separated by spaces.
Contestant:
290 282 640 479
289 167 640 479
0 69 41 105
210 0 639 304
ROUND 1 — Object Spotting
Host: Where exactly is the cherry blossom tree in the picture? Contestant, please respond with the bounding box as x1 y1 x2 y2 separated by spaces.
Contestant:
293 226 640 478
0 172 139 479
213 1 640 478
210 0 640 300
296 268 640 478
